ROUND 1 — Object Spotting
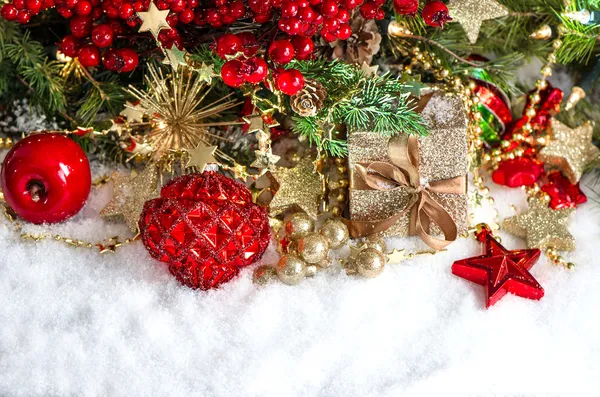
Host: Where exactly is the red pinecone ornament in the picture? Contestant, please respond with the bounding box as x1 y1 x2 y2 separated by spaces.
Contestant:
139 172 271 290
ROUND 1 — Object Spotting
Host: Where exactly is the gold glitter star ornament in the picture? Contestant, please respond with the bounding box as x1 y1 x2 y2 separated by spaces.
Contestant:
539 119 599 184
186 143 217 172
269 157 322 219
101 166 160 232
137 1 170 39
503 198 575 252
449 0 509 44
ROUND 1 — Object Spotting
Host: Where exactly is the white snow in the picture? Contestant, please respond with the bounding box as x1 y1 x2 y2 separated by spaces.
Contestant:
1 156 600 397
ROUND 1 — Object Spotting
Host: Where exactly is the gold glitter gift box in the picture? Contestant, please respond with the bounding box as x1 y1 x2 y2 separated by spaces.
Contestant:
348 90 469 240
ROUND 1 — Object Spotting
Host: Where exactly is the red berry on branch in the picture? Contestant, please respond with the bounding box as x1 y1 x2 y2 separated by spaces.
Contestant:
320 0 338 16
216 33 243 59
116 48 138 72
77 44 100 67
241 57 268 83
26 0 42 14
275 68 304 95
70 14 93 38
291 36 314 60
91 24 113 48
422 0 452 28
59 34 79 57
1 4 18 20
221 59 245 87
393 0 418 15
74 0 91 15
1 133 92 224
268 39 295 64
13 0 25 10
16 9 31 23
179 8 194 23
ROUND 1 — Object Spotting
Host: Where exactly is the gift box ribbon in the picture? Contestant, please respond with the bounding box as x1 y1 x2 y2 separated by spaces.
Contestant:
346 136 464 250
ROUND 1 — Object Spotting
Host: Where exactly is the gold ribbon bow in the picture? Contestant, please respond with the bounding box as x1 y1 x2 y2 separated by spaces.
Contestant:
346 136 464 250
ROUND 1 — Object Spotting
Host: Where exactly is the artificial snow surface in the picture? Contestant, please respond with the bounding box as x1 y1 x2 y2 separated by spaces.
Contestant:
1 160 600 397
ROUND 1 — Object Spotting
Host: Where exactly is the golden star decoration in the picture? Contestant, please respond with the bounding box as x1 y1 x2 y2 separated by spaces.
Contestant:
101 166 159 233
163 46 188 69
449 0 509 44
503 198 575 252
195 63 215 84
186 143 217 172
251 149 281 174
387 248 409 264
120 101 143 124
269 157 322 219
360 61 379 77
137 1 170 39
539 118 599 184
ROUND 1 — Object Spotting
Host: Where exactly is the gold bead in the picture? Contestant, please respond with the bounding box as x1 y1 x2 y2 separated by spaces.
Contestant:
474 126 482 134
415 53 424 61
297 233 329 264
483 154 491 162
334 157 345 166
523 123 533 132
531 93 541 104
276 255 307 285
541 66 553 77
339 179 349 188
453 77 462 87
364 234 386 253
536 79 548 90
423 61 432 70
548 53 556 63
331 206 342 216
336 192 346 202
355 248 386 278
305 264 318 277
319 219 349 249
513 133 524 141
284 212 314 241
501 140 511 148
337 165 347 174
317 258 332 268
566 262 576 270
525 107 537 118
411 46 420 54
553 39 562 49
440 69 450 78
472 96 480 104
468 81 477 90
537 136 546 145
253 265 277 285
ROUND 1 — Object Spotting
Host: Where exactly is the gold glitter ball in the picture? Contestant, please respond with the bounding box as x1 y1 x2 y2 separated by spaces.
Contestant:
276 254 307 285
284 212 315 241
319 219 349 249
448 0 509 44
539 119 599 184
355 248 386 278
269 157 322 219
503 198 575 252
253 265 277 285
100 166 159 233
297 233 329 264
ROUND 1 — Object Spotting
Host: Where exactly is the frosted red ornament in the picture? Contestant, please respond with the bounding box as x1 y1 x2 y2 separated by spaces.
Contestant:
139 172 271 290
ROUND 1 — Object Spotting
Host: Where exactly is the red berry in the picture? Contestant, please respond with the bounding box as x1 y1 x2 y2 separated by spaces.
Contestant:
268 39 295 64
281 2 298 17
291 36 313 60
59 35 79 57
275 68 304 95
116 48 138 72
57 5 73 18
13 0 25 10
16 9 31 23
241 57 268 83
337 9 350 22
320 0 338 16
102 48 120 71
359 1 378 19
254 10 273 23
25 0 42 14
393 0 418 15
1 4 19 21
91 24 113 48
422 0 452 28
230 1 245 18
172 0 186 12
336 23 352 40
323 17 339 31
179 8 194 23
74 0 91 15
91 6 102 19
216 33 243 59
238 32 259 57
321 30 337 42
1 134 91 224
77 44 100 67
118 3 133 18
297 6 314 21
70 15 92 38
221 59 245 88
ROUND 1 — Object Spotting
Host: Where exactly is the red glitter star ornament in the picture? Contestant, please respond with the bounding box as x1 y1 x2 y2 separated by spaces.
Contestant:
452 225 544 308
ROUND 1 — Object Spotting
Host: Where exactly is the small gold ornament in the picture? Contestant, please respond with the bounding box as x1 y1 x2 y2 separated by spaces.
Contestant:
387 248 409 264
163 45 188 69
250 148 281 174
284 212 314 241
448 0 509 44
354 248 386 278
269 157 323 219
539 119 599 183
120 101 143 123
194 63 215 84
276 254 308 285
253 265 277 285
565 86 586 111
530 25 552 40
364 234 386 253
100 166 159 232
503 198 575 252
297 233 329 264
136 1 170 39
186 143 217 172
319 219 349 249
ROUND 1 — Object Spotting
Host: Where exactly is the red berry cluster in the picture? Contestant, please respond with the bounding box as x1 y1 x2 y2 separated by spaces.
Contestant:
393 0 452 28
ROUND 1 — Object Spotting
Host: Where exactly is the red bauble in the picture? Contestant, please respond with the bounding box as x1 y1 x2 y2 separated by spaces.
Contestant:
1 133 91 224
541 171 587 210
91 24 113 48
221 59 245 87
77 44 100 67
268 39 295 64
452 226 543 308
393 0 419 15
139 172 271 290
422 1 452 28
275 68 304 95
492 158 544 188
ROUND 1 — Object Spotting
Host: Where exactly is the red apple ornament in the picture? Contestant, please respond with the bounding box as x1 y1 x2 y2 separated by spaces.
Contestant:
1 133 91 224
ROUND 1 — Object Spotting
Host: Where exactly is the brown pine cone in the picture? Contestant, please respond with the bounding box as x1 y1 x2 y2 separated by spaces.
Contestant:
290 79 327 117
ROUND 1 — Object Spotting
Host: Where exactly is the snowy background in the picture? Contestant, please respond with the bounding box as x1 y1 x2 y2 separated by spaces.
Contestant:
1 65 600 397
